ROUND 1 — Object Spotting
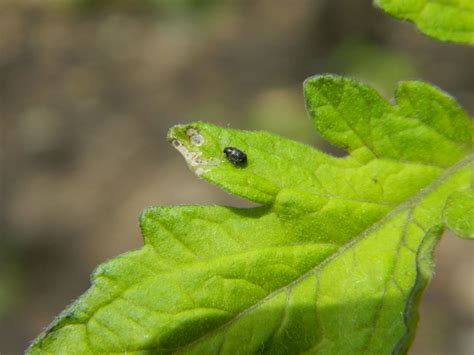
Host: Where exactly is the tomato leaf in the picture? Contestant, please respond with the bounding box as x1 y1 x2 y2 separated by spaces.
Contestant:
28 75 473 354
374 0 474 45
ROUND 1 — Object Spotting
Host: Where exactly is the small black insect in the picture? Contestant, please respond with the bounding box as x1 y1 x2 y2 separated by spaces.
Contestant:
224 147 247 166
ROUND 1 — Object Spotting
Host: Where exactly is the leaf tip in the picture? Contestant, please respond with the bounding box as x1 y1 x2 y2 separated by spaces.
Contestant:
167 123 219 176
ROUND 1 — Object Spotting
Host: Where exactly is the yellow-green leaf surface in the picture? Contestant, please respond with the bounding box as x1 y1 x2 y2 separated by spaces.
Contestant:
29 75 473 354
374 0 474 45
443 187 474 238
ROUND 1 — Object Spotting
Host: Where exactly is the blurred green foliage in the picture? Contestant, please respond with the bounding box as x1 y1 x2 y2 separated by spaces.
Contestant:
246 88 322 145
328 40 418 97
0 251 24 319
51 0 224 14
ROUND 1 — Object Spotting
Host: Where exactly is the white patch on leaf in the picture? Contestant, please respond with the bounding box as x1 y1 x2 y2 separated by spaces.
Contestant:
186 127 205 146
170 138 211 175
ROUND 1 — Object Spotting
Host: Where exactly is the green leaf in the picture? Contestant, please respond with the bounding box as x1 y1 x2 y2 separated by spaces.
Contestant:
443 188 474 238
374 0 474 45
28 75 473 354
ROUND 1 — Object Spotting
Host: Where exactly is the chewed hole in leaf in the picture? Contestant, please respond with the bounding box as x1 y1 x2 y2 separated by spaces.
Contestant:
169 137 207 169
186 127 205 146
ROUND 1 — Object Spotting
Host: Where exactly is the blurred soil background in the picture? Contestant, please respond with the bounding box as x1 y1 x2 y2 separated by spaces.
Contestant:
0 0 473 353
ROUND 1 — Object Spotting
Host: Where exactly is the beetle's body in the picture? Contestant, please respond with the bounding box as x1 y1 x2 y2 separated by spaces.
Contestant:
224 147 247 166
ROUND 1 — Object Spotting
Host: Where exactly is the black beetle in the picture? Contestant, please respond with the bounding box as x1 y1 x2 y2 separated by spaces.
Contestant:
224 147 247 166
